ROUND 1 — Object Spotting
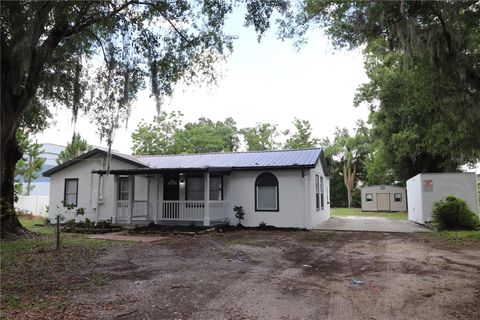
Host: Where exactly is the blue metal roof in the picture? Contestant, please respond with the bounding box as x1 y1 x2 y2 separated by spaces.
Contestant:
136 148 323 170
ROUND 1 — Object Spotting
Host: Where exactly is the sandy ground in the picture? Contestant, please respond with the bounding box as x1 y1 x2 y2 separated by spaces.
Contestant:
65 231 480 320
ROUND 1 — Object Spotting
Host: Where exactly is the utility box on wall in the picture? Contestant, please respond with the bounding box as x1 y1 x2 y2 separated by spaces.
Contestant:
406 173 479 224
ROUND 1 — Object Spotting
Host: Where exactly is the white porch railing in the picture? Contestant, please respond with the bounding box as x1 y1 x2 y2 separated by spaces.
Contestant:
116 200 148 220
157 200 229 222
160 200 205 221
117 200 129 220
117 200 229 223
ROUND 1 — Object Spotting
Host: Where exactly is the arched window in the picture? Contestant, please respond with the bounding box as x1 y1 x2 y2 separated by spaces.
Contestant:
255 173 279 211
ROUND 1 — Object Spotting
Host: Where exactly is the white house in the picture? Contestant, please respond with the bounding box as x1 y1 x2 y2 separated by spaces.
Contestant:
43 148 330 229
407 173 479 224
360 185 407 212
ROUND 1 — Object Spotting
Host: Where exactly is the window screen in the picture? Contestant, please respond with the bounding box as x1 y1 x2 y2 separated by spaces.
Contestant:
209 176 223 201
394 193 402 202
255 173 279 211
186 176 223 201
320 176 324 210
64 179 78 206
118 177 129 201
187 177 204 200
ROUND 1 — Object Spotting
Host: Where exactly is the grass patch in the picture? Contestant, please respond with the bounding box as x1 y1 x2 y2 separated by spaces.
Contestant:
331 207 408 220
19 216 55 235
435 230 480 240
1 229 123 318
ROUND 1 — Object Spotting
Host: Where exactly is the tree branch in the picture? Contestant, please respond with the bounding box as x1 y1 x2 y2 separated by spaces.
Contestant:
86 28 109 65
132 1 193 46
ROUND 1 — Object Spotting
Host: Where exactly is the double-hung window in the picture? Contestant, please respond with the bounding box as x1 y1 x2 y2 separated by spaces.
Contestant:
64 179 78 206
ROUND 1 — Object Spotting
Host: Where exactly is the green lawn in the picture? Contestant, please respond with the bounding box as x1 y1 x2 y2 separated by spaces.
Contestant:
0 216 113 268
18 215 55 235
331 207 408 220
435 230 480 240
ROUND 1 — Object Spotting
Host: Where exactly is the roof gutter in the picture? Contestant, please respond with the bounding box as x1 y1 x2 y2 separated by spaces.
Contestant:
91 164 317 175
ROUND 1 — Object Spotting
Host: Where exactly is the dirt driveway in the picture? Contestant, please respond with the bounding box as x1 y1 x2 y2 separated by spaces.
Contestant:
61 231 479 320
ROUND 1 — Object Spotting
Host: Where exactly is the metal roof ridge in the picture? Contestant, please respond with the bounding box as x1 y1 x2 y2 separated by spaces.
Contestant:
134 147 323 159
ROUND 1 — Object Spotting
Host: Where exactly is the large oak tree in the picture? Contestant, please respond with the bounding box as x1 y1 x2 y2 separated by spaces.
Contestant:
0 0 288 237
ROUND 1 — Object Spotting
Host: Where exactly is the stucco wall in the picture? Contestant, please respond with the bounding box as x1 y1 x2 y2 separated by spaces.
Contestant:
48 155 140 222
407 173 479 224
361 186 407 212
224 169 308 228
309 161 330 228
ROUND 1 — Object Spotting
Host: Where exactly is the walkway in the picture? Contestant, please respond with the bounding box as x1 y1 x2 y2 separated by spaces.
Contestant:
314 217 430 233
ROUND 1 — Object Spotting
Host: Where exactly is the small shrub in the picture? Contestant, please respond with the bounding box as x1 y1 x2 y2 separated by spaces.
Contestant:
258 221 267 229
84 218 94 228
233 206 245 226
65 219 77 228
432 196 479 230
95 221 112 229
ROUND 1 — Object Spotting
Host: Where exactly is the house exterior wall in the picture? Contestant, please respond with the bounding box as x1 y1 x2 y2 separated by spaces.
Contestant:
361 186 407 212
223 163 330 229
48 155 139 222
407 173 479 224
48 156 331 229
225 169 307 228
309 160 330 228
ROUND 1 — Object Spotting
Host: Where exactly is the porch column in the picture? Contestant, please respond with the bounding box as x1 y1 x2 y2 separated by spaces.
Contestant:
203 172 210 226
128 175 135 225
112 175 119 224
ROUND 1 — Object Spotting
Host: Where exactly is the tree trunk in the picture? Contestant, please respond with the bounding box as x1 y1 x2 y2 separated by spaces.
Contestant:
1 108 25 238
343 162 357 208
346 188 352 208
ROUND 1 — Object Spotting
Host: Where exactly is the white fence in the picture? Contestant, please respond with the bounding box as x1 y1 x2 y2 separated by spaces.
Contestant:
15 195 49 217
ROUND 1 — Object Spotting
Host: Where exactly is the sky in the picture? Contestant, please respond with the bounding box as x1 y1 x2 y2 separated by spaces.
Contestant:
36 8 370 154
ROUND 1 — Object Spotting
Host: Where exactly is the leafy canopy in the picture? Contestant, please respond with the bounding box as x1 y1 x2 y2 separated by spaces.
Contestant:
284 118 319 150
131 111 239 155
57 133 93 164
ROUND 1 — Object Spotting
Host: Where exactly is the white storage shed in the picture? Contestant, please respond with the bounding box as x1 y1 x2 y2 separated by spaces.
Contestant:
406 173 479 224
360 185 407 212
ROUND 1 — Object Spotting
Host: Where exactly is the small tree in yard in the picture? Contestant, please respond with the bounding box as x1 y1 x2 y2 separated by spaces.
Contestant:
432 196 479 231
54 201 86 250
234 206 245 227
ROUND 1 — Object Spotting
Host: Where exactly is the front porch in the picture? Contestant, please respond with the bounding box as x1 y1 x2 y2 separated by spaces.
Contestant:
115 200 229 225
111 172 229 226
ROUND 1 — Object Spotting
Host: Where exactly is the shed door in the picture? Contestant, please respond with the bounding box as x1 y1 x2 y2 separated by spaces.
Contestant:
376 193 390 211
